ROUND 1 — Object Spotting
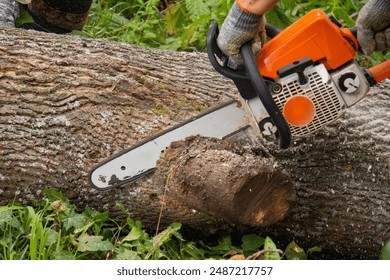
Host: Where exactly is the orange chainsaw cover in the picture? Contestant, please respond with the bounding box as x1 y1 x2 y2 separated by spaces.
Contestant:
258 9 358 79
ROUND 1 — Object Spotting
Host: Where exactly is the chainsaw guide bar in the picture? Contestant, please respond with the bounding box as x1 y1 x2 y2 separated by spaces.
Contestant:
89 100 250 190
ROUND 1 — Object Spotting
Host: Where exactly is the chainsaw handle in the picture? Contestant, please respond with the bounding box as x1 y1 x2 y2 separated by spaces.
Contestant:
206 20 249 81
349 26 357 38
265 23 282 38
368 60 390 84
240 42 292 149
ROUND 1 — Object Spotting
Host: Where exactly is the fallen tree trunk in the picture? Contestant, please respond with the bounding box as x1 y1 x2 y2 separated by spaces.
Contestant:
0 26 295 229
0 27 389 258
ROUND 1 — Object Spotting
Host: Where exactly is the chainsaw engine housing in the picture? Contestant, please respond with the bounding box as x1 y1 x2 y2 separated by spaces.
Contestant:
257 10 358 79
243 9 369 138
207 8 381 148
269 61 369 136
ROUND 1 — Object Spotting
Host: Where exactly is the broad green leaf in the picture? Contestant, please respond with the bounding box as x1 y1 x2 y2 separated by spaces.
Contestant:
77 234 114 252
133 220 143 230
74 221 95 235
44 189 69 204
84 207 109 222
285 241 307 260
152 223 182 246
204 236 234 255
122 226 142 243
0 210 13 228
14 7 34 28
241 234 265 253
134 238 153 256
307 246 322 255
380 241 390 260
0 207 23 231
114 247 141 260
264 237 281 260
61 211 89 231
45 228 59 247
52 251 74 260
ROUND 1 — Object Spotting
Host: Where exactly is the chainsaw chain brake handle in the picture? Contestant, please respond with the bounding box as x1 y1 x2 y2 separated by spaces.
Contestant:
206 20 292 149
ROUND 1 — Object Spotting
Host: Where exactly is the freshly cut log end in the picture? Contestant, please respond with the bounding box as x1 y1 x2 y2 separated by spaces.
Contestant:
233 173 295 226
155 136 296 227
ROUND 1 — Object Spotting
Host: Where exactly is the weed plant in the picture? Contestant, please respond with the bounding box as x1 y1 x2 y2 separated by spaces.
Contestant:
0 189 321 260
79 0 388 65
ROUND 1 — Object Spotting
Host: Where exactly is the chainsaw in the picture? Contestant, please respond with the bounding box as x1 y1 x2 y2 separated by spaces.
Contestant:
89 9 390 190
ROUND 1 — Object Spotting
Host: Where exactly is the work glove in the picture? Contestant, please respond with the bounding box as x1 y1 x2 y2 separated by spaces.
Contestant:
23 0 93 33
217 2 266 69
356 0 390 55
0 0 19 27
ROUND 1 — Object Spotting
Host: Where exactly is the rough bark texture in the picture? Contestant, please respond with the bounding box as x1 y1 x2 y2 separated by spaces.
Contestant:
0 26 389 259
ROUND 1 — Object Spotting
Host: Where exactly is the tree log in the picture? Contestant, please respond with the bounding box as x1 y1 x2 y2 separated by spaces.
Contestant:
155 136 295 227
0 26 294 229
0 26 389 258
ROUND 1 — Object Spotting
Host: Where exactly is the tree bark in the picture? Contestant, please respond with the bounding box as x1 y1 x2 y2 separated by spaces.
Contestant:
0 26 294 228
0 27 389 258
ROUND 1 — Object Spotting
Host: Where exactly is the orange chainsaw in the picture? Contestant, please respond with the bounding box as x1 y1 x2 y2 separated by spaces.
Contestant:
89 9 390 190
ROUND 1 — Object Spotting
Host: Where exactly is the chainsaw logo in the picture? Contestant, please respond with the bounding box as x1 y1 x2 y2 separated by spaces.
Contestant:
338 72 360 94
259 118 277 136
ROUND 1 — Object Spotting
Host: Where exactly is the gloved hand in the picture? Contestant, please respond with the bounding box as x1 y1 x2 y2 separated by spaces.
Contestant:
356 0 390 55
217 2 266 69
0 0 19 27
24 0 93 33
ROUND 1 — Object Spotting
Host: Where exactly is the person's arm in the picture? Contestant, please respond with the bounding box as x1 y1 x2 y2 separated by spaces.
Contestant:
217 0 280 69
356 0 390 55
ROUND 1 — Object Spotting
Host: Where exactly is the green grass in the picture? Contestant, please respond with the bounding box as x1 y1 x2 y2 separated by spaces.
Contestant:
0 189 321 260
4 189 389 260
80 0 235 51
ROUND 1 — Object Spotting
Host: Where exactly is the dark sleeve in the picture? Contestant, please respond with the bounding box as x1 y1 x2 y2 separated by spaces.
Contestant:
24 0 93 33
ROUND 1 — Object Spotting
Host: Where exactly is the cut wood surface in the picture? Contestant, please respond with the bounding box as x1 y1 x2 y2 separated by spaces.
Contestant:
0 26 389 259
